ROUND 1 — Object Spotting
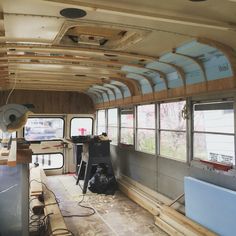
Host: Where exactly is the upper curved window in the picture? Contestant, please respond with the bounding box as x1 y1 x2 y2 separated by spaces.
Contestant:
24 117 64 141
70 117 93 137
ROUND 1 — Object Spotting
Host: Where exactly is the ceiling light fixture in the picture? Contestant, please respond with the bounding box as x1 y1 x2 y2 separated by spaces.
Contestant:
60 8 87 19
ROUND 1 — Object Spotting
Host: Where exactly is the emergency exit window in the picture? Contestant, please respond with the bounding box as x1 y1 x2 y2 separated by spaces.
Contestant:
70 117 93 137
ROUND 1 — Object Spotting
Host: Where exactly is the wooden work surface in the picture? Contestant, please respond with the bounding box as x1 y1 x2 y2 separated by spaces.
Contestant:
0 140 32 166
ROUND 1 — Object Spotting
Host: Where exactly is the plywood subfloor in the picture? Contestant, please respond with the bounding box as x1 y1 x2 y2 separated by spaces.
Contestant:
46 175 168 236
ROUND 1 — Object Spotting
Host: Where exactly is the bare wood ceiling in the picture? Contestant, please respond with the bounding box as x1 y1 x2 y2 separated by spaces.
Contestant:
0 0 235 101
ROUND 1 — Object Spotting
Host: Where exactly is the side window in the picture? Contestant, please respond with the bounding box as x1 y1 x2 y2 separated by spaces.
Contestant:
136 104 155 154
0 131 16 139
32 153 63 169
120 107 134 145
97 110 106 135
24 118 64 141
107 108 118 145
193 101 234 165
160 101 186 161
70 118 93 137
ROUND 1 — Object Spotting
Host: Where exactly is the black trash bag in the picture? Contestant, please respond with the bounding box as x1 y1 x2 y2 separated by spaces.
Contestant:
88 163 118 195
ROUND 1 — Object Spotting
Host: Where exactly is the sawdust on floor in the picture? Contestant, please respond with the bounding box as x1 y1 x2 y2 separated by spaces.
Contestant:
46 175 168 236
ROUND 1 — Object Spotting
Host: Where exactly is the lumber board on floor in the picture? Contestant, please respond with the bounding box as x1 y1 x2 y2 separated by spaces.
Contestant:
155 217 184 236
158 205 217 236
40 169 72 236
30 167 43 196
118 175 217 236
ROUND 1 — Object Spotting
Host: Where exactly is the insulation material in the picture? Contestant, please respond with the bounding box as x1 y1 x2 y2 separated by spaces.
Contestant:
176 40 233 81
185 176 236 236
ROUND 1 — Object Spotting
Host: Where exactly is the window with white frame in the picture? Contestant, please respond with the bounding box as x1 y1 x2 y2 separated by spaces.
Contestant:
193 101 235 165
97 110 106 135
70 117 93 137
120 107 134 145
107 108 118 145
32 153 63 169
136 104 155 154
0 131 16 140
24 118 64 141
160 101 186 161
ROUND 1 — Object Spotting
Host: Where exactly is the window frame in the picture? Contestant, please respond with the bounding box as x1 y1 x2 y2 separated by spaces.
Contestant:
159 100 187 162
192 99 235 166
135 103 156 154
120 107 135 146
23 116 65 142
107 108 119 145
32 152 64 170
96 109 107 135
69 117 94 138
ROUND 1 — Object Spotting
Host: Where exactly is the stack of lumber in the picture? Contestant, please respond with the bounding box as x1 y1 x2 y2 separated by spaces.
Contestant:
155 205 217 236
118 175 217 236
30 167 72 235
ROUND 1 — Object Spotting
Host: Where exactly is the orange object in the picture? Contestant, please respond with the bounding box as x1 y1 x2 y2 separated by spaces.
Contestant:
200 159 233 171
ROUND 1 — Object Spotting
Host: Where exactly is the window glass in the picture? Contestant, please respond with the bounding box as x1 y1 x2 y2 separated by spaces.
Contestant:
24 118 64 141
160 131 186 161
137 104 155 129
160 101 186 161
120 128 133 145
0 131 16 139
32 153 63 169
194 102 234 133
160 101 186 130
97 110 106 134
108 109 118 126
120 108 134 145
107 109 118 145
70 118 93 137
137 129 155 154
194 133 234 165
121 108 133 128
108 127 118 145
137 104 155 154
193 101 234 165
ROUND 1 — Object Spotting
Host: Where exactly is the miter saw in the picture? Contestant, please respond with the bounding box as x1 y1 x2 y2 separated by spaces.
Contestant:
0 104 32 133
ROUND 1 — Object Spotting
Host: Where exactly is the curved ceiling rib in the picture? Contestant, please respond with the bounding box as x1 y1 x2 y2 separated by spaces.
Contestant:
0 38 234 107
110 76 141 96
104 84 123 99
92 85 116 101
103 83 124 100
125 73 154 94
88 88 106 103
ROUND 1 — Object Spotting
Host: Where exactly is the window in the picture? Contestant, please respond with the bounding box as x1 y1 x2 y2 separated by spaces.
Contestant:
97 110 106 135
0 131 16 139
32 153 63 169
193 101 235 165
24 118 64 141
160 101 186 161
120 107 134 145
107 108 118 145
70 117 93 137
136 104 155 154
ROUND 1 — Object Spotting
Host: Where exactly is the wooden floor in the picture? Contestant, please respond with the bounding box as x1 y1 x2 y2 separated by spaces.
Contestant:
46 175 168 236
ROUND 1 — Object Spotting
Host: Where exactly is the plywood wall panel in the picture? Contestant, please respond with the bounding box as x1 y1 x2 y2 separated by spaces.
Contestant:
0 90 95 114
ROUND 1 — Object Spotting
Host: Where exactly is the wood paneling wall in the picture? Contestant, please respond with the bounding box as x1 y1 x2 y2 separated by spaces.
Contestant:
0 90 95 114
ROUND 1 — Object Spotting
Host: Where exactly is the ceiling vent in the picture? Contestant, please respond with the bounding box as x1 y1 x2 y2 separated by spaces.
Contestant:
53 20 151 50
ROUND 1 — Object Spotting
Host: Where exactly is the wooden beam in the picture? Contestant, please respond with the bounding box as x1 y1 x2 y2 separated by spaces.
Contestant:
3 44 156 62
40 169 72 236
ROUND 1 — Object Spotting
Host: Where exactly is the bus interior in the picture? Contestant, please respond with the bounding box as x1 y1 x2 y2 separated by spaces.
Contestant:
0 1 236 236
